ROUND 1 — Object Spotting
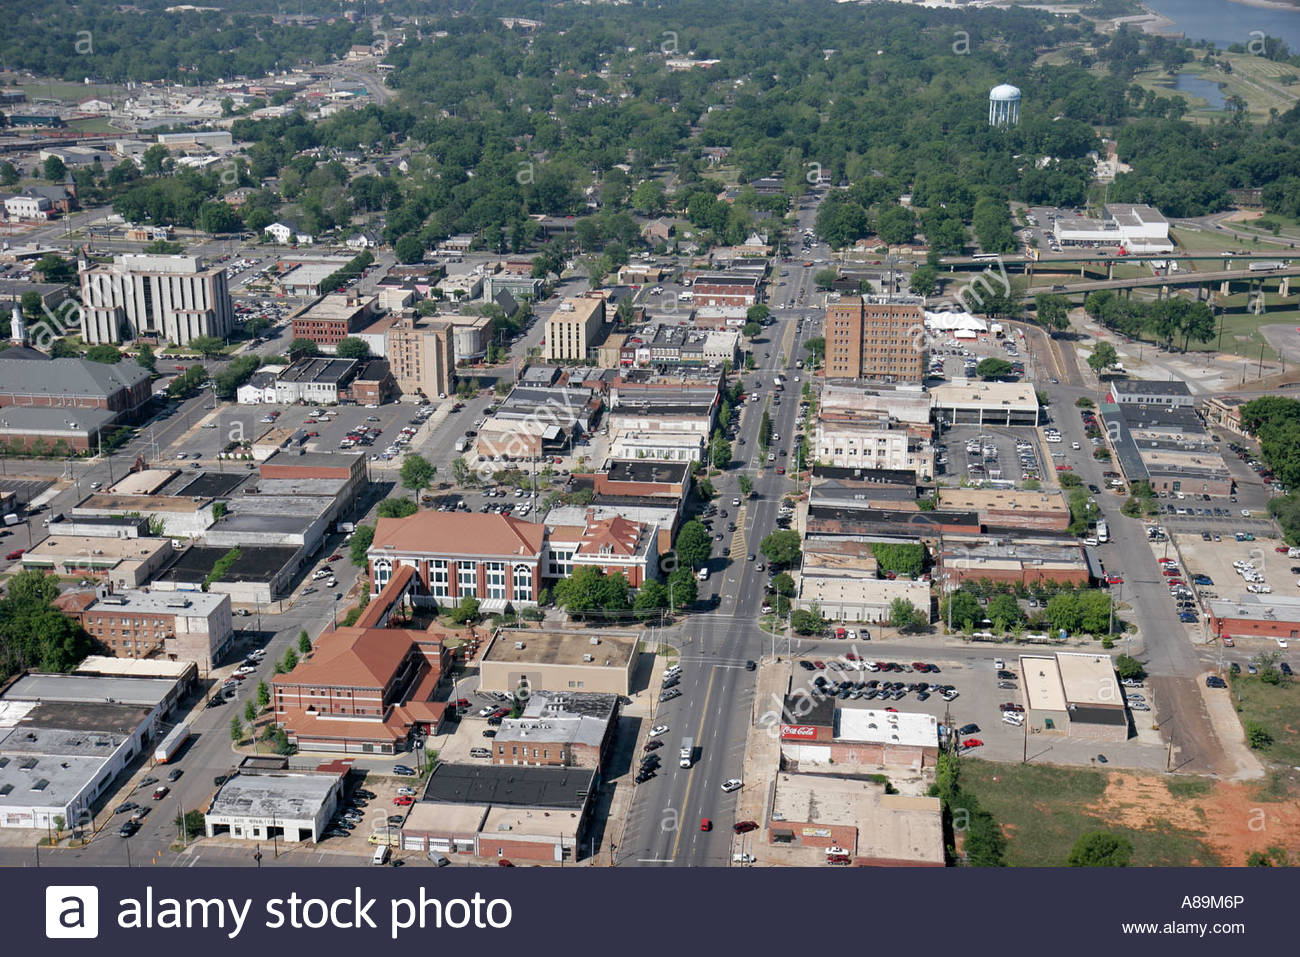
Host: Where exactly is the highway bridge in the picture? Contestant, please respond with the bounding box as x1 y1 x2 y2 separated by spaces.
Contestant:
1021 264 1300 301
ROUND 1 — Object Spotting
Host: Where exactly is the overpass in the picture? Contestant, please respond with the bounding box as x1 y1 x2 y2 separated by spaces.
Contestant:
1020 265 1300 301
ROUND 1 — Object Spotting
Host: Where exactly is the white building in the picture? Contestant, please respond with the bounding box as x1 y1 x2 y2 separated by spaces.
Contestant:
814 420 934 477
4 194 50 221
610 429 707 463
204 768 345 844
1051 203 1172 254
79 253 235 346
264 221 313 245
0 672 186 830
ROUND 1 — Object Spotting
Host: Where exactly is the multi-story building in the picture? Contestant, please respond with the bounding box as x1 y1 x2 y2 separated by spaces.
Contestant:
825 295 925 383
491 691 619 770
0 355 153 432
688 274 761 308
368 511 547 609
76 589 234 671
387 315 454 398
273 357 359 405
79 254 234 346
289 293 376 350
272 625 451 753
544 511 660 587
544 297 605 361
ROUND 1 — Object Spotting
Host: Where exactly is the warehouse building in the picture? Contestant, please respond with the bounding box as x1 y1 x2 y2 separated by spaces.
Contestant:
400 763 596 863
1019 652 1128 742
204 768 345 844
778 696 940 770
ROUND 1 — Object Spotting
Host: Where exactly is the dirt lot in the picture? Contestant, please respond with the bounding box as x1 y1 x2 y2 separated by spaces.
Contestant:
962 760 1300 866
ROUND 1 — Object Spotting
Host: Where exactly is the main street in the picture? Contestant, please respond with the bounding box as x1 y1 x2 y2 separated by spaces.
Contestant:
618 202 827 866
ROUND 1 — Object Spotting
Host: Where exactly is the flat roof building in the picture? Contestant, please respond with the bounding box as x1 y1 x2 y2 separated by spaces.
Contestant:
79 253 234 346
1018 652 1127 742
480 628 640 696
204 768 345 844
544 297 605 362
825 296 926 383
491 691 619 770
768 773 943 866
930 379 1039 427
20 534 175 589
76 588 234 671
0 671 185 830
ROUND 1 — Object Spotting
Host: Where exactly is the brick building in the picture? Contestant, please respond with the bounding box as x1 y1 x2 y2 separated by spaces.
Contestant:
688 274 760 308
272 625 450 753
491 691 619 769
825 296 925 383
777 696 940 771
0 355 153 423
76 589 234 671
290 293 377 349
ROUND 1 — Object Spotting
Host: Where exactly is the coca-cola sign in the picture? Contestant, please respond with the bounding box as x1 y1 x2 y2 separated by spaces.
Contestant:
781 724 819 739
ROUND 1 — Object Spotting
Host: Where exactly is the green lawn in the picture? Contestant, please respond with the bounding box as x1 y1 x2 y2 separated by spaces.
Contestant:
960 760 1218 866
1229 673 1300 769
16 81 117 102
1170 227 1290 255
66 117 116 133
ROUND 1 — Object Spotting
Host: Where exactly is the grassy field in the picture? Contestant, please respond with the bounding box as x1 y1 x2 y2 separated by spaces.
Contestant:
15 81 118 103
65 117 116 133
961 760 1219 866
1170 227 1290 255
1229 673 1300 769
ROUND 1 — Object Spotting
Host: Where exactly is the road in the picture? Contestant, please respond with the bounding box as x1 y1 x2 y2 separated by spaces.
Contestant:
618 200 828 866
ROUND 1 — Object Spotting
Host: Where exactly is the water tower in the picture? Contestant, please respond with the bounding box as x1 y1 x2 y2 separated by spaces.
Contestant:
989 83 1021 127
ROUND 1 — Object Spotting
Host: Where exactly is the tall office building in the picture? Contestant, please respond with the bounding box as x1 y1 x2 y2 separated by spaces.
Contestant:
824 296 925 383
387 315 455 398
544 297 605 361
79 253 234 346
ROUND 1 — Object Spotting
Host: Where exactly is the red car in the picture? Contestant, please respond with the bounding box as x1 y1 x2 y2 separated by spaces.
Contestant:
961 738 984 749
454 698 470 709
393 796 414 806
1162 568 1180 576
1105 575 1123 585
885 707 898 713
1276 546 1291 554
6 549 24 560
845 653 859 661
497 859 514 867
327 554 342 562
700 818 712 832
776 466 785 474
1000 703 1025 713
813 661 825 669
1157 557 1176 564
733 821 759 834
827 854 852 866
1055 464 1073 472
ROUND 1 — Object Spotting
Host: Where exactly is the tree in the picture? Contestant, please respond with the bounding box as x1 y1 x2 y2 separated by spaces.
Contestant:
760 529 802 567
552 566 631 619
875 204 915 245
791 605 826 635
395 235 424 264
175 809 206 841
987 592 1023 628
135 344 156 372
1245 720 1273 750
85 344 123 364
449 597 481 624
625 580 665 619
378 497 418 519
244 699 258 725
281 648 299 672
742 320 762 338
198 201 241 235
813 268 839 290
189 336 225 358
909 265 938 296
940 589 982 631
451 457 472 486
674 520 712 568
747 304 770 324
400 454 435 502
976 357 1014 380
803 337 825 364
256 680 271 712
229 716 245 745
0 161 18 186
1067 832 1133 867
1035 294 1071 333
771 572 796 597
336 337 370 359
298 630 312 655
1250 651 1288 685
42 155 67 181
288 338 320 357
871 542 925 578
738 475 754 498
1088 340 1119 373
711 434 732 469
1115 655 1146 681
33 254 74 283
349 524 374 567
666 566 698 607
889 598 928 632
141 144 170 176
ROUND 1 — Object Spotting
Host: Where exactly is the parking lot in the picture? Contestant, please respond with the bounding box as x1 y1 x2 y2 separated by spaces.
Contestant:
787 645 1167 770
937 424 1042 484
1173 526 1298 612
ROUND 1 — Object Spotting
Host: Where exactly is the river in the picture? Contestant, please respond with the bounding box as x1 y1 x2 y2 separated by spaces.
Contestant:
1143 0 1300 53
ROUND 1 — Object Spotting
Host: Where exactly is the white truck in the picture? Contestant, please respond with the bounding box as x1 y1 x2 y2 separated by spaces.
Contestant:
1096 520 1109 544
679 737 694 768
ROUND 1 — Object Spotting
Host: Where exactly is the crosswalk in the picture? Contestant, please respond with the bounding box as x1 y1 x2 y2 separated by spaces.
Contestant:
727 505 748 559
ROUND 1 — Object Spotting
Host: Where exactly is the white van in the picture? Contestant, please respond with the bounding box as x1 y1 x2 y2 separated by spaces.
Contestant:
696 567 709 581
371 845 390 866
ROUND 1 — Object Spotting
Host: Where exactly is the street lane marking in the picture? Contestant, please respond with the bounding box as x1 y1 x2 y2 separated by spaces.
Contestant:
669 668 717 863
